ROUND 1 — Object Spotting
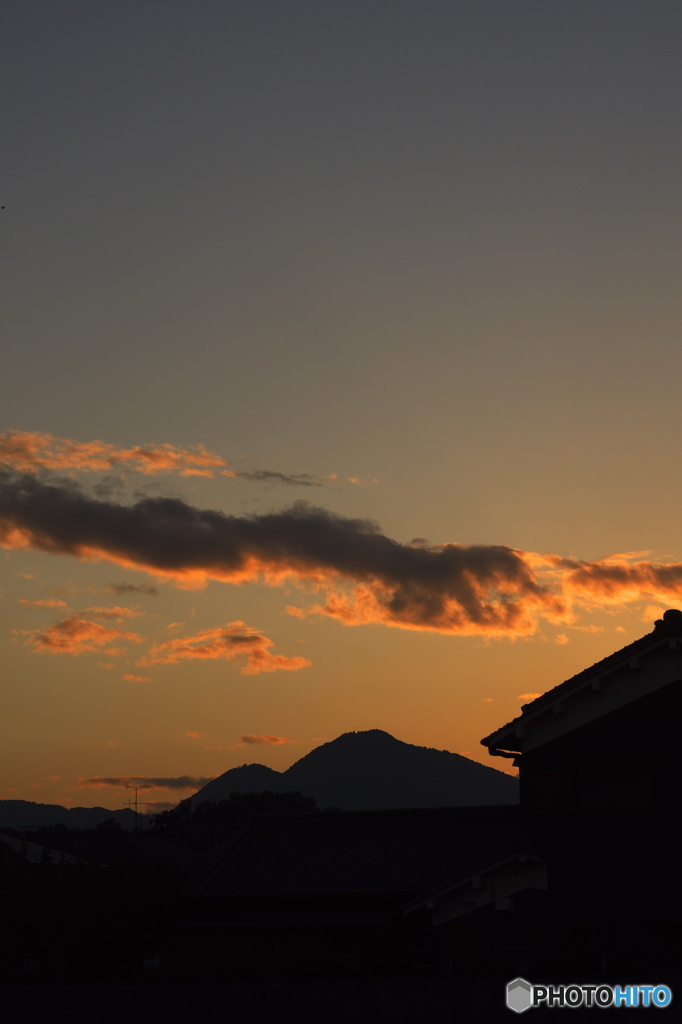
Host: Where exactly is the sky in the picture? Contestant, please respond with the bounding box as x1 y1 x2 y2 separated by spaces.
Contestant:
3 0 682 813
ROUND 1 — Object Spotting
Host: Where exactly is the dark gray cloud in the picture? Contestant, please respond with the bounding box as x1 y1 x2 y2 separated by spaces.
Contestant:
236 470 328 487
77 775 214 791
0 470 561 635
102 582 159 596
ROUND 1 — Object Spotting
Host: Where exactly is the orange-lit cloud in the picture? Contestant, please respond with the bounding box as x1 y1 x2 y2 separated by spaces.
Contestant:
76 775 214 791
518 693 543 701
84 605 144 622
238 734 298 745
0 430 227 477
123 673 151 683
139 621 310 675
182 731 206 739
0 431 370 490
19 598 68 610
15 615 142 656
4 472 682 637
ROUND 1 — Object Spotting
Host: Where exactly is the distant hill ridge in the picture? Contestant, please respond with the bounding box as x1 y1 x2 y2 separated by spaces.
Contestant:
192 729 519 810
0 800 137 830
0 731 519 828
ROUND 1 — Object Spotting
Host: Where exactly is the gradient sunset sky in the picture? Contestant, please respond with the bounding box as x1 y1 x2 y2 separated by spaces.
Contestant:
3 1 682 812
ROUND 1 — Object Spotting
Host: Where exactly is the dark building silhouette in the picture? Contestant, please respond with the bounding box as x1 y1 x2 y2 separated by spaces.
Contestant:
171 612 682 991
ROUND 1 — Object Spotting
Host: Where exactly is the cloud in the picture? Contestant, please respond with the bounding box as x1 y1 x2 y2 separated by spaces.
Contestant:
518 693 542 701
101 582 159 596
123 673 151 683
84 605 144 622
238 734 298 745
4 471 682 637
139 622 311 675
182 731 206 739
76 775 214 791
19 598 68 610
15 615 142 656
233 470 338 487
226 470 376 487
0 430 226 477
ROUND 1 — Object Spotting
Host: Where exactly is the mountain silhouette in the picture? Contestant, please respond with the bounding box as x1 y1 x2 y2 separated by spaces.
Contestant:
0 800 136 830
195 762 284 803
192 729 518 810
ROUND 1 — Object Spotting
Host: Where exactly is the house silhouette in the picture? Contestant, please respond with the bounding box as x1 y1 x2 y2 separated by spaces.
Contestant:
170 613 682 997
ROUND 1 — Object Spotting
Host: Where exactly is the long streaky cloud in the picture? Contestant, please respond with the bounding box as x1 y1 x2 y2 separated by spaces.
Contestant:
138 622 310 675
0 430 226 477
19 598 68 610
0 430 368 488
77 775 214 791
239 734 298 745
232 470 375 488
3 472 682 636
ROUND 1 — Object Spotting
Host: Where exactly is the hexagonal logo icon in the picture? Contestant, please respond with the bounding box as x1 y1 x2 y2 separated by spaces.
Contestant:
506 977 533 1014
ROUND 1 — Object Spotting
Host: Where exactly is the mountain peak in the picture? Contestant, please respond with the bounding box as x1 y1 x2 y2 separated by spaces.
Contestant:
191 730 518 811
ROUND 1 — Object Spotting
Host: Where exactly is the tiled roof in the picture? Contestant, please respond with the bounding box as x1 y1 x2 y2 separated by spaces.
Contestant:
183 806 537 901
481 609 682 750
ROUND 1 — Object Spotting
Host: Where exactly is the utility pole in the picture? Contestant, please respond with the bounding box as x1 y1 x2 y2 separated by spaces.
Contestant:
126 783 140 831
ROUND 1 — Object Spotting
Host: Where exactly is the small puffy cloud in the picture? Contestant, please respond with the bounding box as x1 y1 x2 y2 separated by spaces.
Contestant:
19 598 68 610
101 582 158 596
640 603 668 624
518 692 542 701
15 615 142 656
238 734 298 745
76 775 214 791
182 731 206 739
138 621 311 675
123 673 151 683
480 697 494 703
